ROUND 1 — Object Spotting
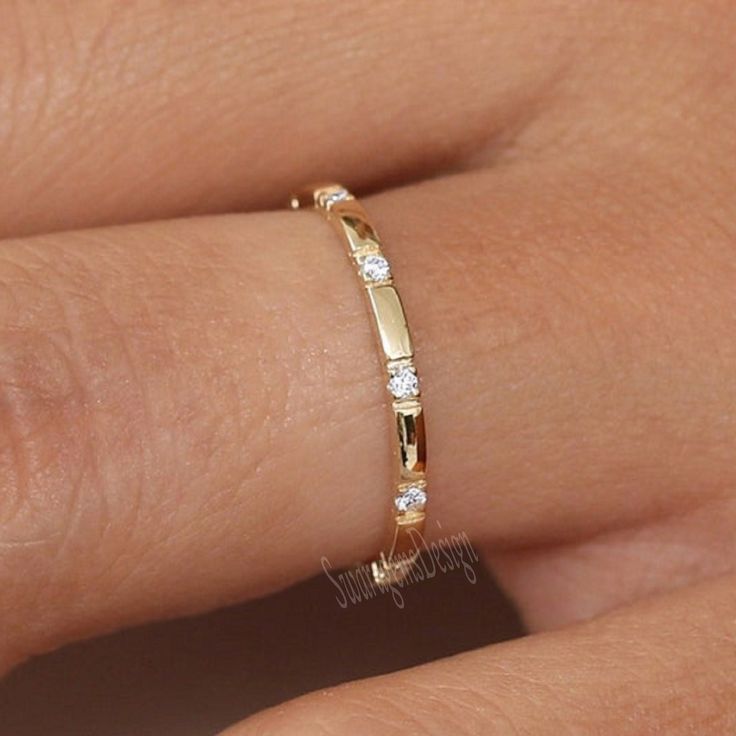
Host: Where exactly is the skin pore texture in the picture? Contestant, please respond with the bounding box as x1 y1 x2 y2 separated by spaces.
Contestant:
1 1 736 733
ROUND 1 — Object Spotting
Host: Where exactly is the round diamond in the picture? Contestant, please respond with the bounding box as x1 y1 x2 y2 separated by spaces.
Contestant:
387 366 419 399
323 188 350 209
361 254 391 282
395 485 427 513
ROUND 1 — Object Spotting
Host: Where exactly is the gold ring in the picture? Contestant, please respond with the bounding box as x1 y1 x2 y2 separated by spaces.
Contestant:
290 184 427 586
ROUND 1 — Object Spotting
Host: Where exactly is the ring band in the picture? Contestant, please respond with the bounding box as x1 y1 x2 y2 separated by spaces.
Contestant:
290 184 427 586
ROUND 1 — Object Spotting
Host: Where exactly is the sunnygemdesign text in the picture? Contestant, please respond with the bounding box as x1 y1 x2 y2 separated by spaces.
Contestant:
321 527 480 609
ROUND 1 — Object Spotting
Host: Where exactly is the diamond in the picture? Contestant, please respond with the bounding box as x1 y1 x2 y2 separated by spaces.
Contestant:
387 365 419 399
360 254 391 282
322 188 351 209
395 485 427 513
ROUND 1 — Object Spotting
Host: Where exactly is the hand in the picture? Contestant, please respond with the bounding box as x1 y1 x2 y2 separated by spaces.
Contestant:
1 2 735 733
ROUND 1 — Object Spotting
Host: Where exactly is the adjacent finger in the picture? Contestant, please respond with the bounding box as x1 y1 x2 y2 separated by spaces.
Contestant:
2 153 735 673
0 0 566 236
224 574 736 735
2 1 732 236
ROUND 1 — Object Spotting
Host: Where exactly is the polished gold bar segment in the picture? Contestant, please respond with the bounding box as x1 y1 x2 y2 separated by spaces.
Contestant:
329 200 382 253
394 400 426 478
367 285 414 361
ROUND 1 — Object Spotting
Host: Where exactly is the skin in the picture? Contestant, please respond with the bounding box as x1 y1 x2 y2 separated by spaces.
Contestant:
1 0 735 732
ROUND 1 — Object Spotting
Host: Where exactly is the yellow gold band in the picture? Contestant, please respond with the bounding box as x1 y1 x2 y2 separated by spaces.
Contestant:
290 184 427 586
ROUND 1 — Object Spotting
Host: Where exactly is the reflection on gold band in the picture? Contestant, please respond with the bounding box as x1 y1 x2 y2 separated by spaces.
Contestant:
367 286 414 361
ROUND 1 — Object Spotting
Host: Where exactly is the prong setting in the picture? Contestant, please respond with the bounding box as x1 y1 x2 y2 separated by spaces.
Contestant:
387 364 420 399
395 483 428 513
360 253 392 283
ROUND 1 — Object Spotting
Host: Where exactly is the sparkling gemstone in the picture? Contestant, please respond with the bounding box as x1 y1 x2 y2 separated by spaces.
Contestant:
395 485 427 512
361 254 391 282
323 188 351 209
387 365 419 399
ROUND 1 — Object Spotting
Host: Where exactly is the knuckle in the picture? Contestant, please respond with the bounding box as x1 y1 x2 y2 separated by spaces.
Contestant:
0 240 156 645
0 294 91 544
0 296 97 648
0 244 133 573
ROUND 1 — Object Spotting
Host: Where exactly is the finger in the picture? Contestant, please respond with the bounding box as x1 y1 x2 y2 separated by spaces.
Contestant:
1 2 732 236
223 574 736 735
2 153 735 674
0 0 561 236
